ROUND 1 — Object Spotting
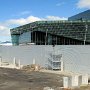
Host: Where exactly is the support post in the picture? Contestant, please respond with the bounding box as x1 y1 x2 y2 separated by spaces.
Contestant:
13 57 16 67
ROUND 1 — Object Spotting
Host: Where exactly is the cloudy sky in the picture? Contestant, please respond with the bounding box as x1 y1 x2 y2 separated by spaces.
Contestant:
0 0 90 42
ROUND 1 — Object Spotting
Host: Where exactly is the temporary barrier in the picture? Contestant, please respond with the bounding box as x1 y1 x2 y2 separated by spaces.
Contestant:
63 77 71 88
63 74 88 89
63 75 79 88
71 75 79 87
79 74 88 86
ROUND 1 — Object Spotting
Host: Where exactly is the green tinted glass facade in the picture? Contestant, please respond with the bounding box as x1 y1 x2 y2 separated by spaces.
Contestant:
10 20 90 45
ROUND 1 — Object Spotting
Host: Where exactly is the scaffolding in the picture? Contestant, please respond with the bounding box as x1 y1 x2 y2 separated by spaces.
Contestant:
48 53 62 70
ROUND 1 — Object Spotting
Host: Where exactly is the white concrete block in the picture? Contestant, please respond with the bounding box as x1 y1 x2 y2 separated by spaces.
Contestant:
63 75 79 88
63 77 68 88
63 77 71 88
79 74 88 86
82 74 88 85
71 75 79 87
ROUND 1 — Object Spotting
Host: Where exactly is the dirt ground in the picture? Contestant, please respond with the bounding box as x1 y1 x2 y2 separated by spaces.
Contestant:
0 68 90 90
0 68 64 90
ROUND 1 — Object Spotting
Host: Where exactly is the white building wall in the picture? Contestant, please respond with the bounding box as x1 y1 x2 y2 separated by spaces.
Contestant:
0 45 90 74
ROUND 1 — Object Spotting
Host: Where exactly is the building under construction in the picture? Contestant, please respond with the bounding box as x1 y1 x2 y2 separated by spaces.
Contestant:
10 20 90 45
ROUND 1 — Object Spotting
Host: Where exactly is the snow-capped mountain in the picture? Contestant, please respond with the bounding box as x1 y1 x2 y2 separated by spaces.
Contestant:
0 41 12 46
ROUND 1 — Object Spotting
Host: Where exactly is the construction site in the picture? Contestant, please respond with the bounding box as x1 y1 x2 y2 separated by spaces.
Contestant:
1 9 90 90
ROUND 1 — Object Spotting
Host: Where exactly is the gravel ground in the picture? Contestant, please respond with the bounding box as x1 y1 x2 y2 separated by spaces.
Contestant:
0 68 90 90
0 68 64 90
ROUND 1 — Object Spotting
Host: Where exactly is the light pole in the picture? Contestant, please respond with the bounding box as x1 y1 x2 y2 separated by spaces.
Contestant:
45 29 48 45
84 23 88 45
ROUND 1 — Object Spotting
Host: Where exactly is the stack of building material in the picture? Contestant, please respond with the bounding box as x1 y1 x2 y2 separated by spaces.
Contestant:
22 64 40 71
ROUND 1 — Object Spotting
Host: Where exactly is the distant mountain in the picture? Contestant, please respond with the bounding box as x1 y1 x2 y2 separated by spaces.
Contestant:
0 41 12 46
1 41 11 44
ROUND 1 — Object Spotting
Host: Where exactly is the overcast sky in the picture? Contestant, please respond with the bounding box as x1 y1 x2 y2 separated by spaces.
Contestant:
0 0 89 42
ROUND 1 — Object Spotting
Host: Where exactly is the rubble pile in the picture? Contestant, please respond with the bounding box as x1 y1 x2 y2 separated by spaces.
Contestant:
22 64 40 71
